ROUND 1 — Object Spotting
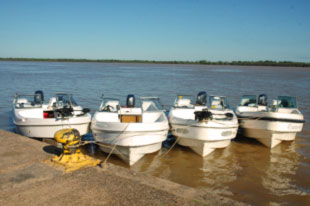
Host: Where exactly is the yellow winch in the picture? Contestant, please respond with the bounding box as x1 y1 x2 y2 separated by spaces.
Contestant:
51 128 101 172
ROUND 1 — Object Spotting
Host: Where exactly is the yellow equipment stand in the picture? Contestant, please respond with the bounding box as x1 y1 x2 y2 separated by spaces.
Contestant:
51 128 101 173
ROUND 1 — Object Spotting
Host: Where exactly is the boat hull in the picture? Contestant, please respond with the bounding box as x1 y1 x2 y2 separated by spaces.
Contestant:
238 118 303 148
15 122 90 138
13 115 91 138
170 123 238 157
92 122 169 166
98 142 163 166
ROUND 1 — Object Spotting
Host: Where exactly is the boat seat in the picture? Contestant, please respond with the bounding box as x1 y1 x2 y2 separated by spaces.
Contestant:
56 101 64 108
243 99 256 107
16 98 29 108
211 99 223 109
278 100 289 108
258 105 267 111
105 100 120 112
240 99 249 106
47 97 57 109
16 98 28 104
176 99 192 107
100 100 120 112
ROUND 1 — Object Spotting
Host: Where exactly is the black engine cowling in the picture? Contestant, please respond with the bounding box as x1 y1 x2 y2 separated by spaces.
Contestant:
258 94 268 106
34 90 44 104
196 91 207 106
127 94 135 108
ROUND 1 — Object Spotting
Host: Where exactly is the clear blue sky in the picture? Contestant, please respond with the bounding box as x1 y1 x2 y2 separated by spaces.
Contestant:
0 0 309 62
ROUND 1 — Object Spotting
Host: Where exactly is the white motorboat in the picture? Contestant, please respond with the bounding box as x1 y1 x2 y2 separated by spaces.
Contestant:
91 95 169 166
168 92 238 157
13 91 91 138
235 94 304 148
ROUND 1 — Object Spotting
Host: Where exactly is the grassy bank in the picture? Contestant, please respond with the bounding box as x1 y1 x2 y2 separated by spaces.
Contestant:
0 57 309 67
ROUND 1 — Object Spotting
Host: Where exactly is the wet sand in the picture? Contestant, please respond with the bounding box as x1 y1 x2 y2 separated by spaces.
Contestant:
0 130 246 206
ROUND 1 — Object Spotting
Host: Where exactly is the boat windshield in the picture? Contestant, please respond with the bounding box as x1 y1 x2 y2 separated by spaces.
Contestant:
14 95 42 108
239 95 257 107
174 95 195 108
55 94 77 108
99 98 120 112
141 97 163 112
209 96 229 109
277 96 297 108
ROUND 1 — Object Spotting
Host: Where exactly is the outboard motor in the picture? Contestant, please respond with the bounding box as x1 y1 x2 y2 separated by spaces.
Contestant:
196 91 207 106
126 94 135 108
258 94 268 106
34 90 44 104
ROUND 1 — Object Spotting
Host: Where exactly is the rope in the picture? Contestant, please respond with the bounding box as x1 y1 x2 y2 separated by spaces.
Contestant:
77 139 128 168
96 142 117 168
92 122 130 167
160 135 179 157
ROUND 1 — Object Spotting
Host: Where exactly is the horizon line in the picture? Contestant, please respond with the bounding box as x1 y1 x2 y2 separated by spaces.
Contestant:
0 57 309 67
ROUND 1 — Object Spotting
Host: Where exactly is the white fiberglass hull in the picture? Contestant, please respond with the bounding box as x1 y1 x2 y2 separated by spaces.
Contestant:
92 121 169 166
170 121 238 157
98 142 163 166
14 115 91 138
238 118 304 148
169 105 238 157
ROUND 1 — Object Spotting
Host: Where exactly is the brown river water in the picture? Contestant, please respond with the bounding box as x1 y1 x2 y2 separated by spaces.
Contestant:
0 61 309 205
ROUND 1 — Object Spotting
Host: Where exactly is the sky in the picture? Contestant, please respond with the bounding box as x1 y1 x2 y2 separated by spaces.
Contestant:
0 0 309 62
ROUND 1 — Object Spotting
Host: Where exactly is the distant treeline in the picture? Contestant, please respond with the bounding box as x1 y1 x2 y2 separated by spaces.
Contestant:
0 57 309 67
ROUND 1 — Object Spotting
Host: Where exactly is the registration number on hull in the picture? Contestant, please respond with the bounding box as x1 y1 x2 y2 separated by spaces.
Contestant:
288 123 302 131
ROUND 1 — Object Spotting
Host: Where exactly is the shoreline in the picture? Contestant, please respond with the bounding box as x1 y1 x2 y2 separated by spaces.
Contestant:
1 57 309 67
0 130 247 205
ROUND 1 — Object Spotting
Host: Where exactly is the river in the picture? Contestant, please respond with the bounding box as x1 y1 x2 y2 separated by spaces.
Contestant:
0 61 309 205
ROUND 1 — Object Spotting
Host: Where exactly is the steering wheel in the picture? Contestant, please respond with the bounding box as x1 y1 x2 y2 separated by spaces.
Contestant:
103 105 114 112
